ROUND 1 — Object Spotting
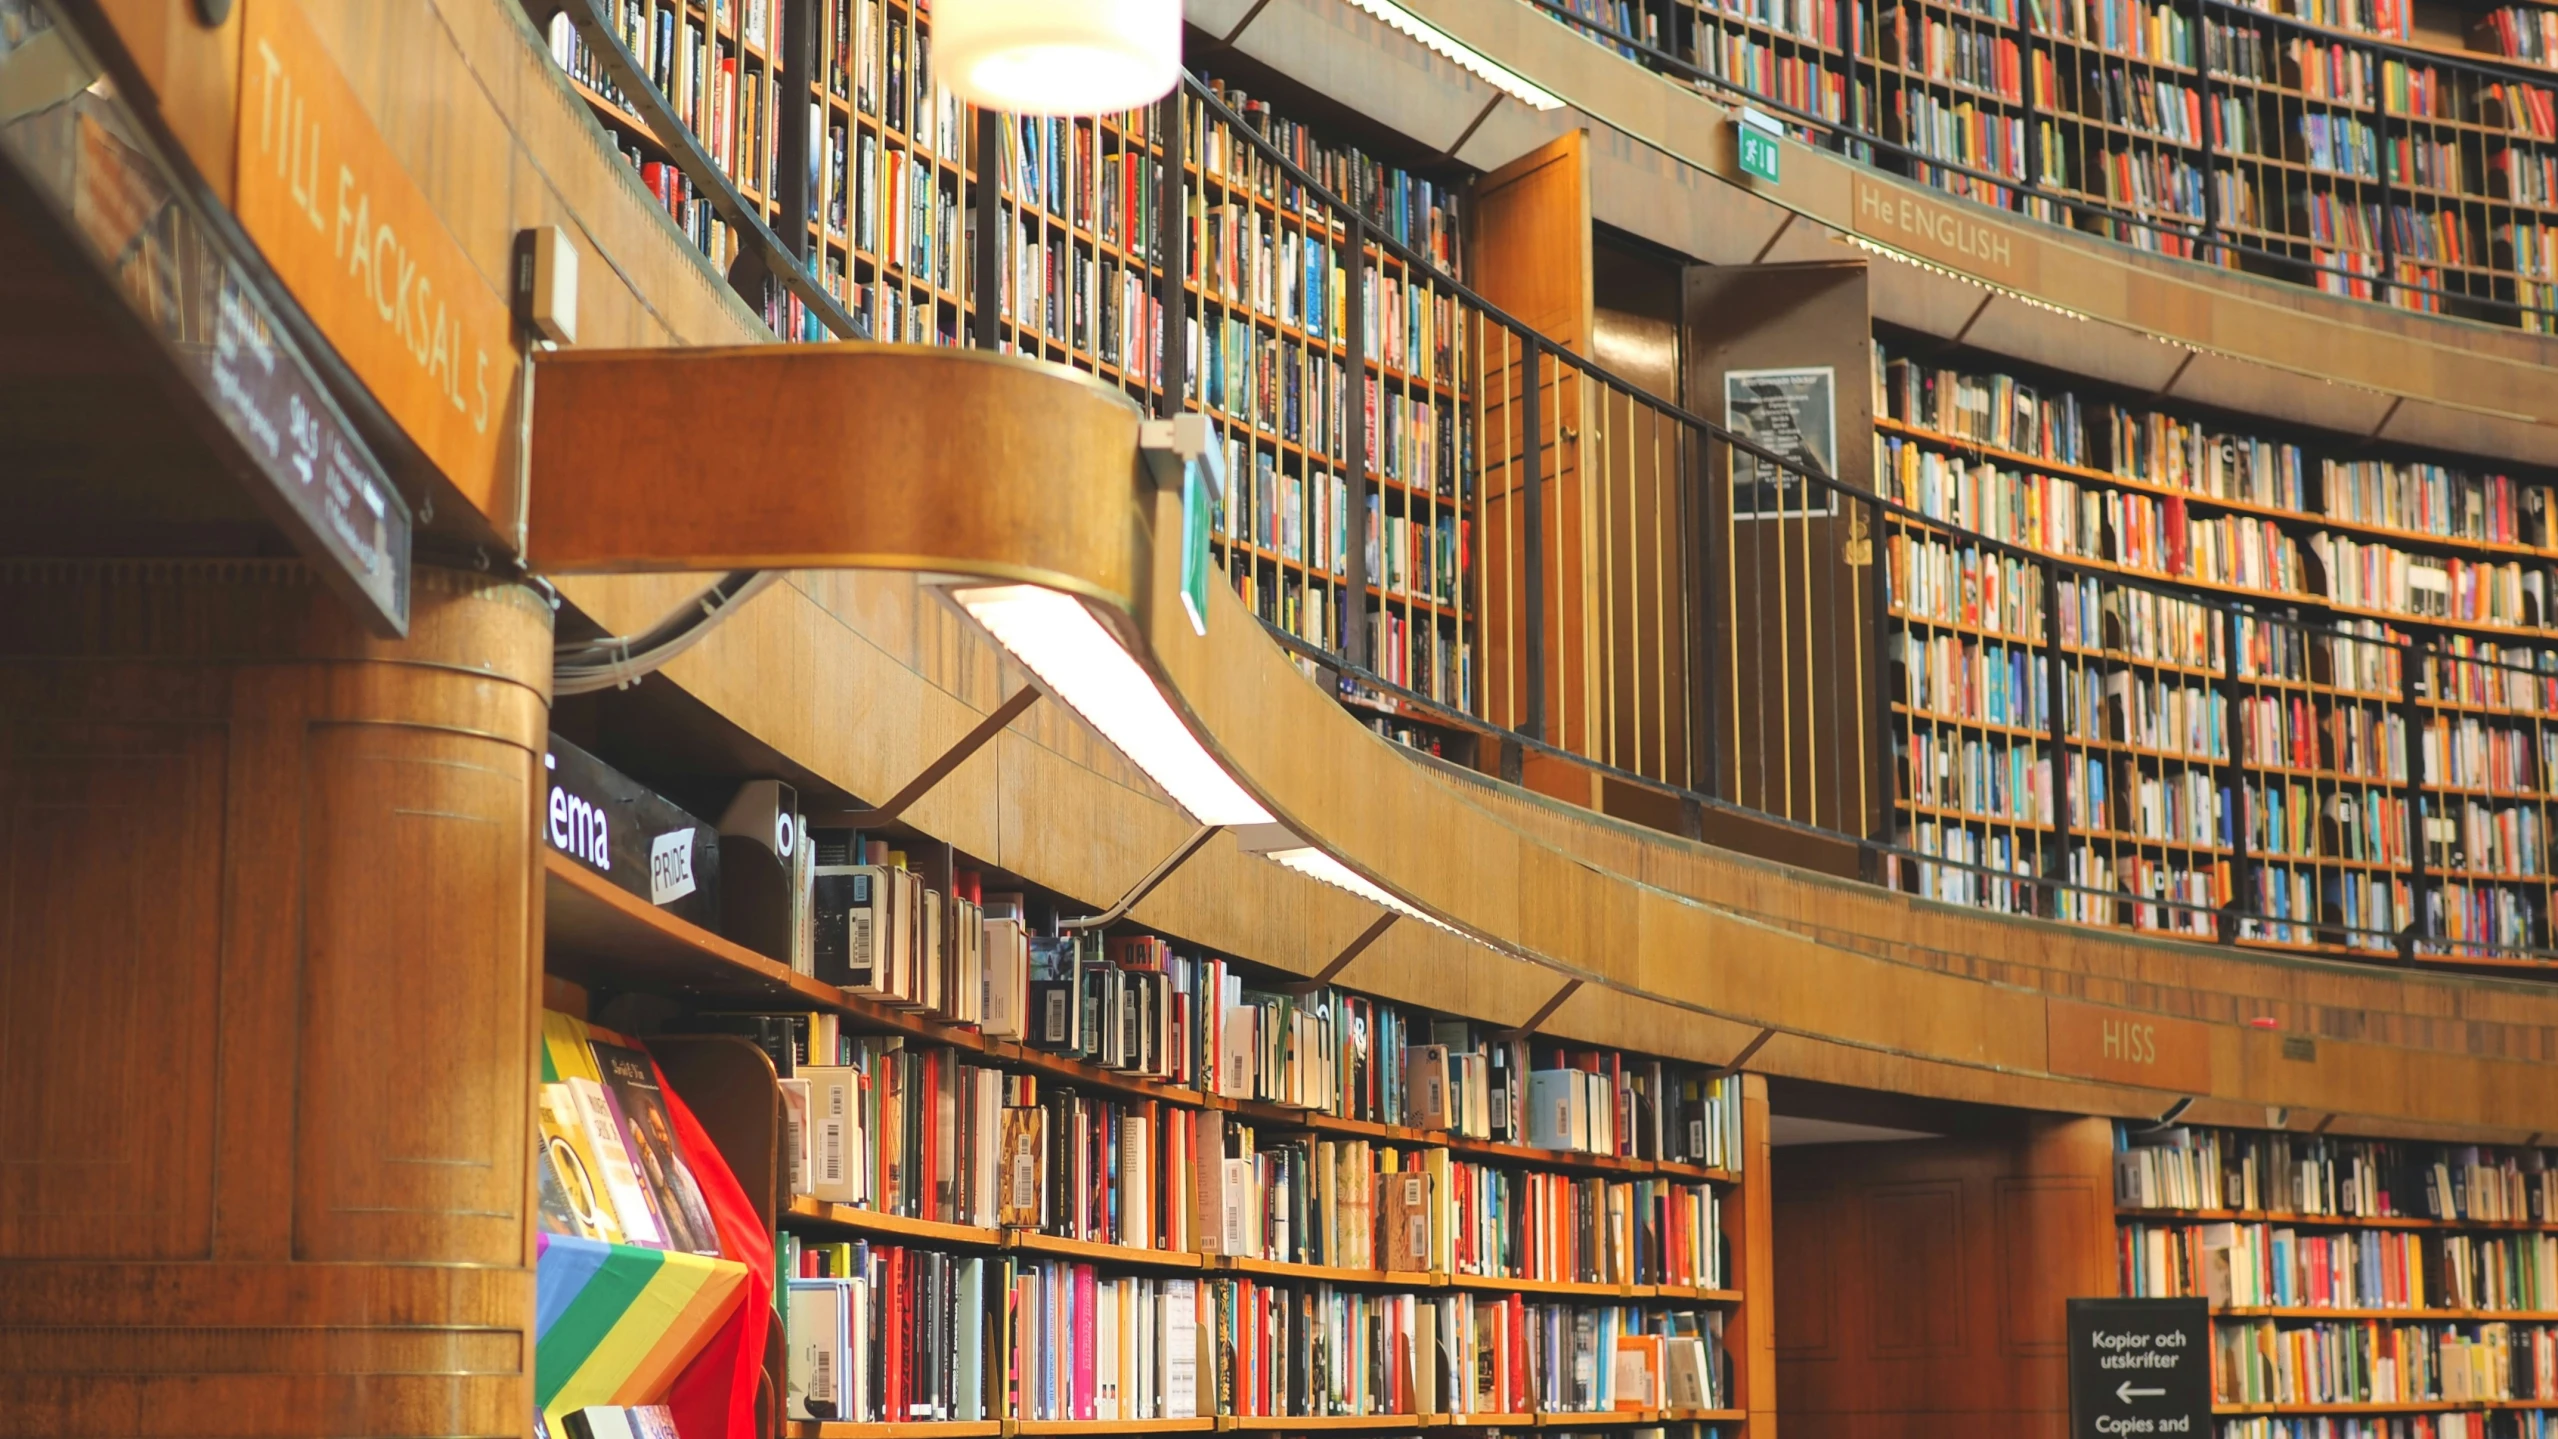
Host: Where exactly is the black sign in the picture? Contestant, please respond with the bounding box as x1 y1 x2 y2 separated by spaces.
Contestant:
0 3 411 634
546 735 722 931
2068 1298 2211 1439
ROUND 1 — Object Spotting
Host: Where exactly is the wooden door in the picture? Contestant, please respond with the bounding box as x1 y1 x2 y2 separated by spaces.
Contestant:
1471 131 1593 754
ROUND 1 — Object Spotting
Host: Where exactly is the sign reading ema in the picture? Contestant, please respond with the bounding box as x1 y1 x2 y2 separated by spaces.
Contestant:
2045 999 2213 1093
235 0 515 523
2067 1298 2211 1438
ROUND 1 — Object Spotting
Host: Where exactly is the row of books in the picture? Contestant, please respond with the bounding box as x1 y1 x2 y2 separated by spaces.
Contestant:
2480 5 2558 66
2213 1316 2558 1406
1886 531 2049 638
2434 880 2550 949
2212 1413 2517 1438
1899 728 2055 825
2310 533 2558 631
1889 819 2042 909
1189 80 1468 284
750 876 1751 1169
783 1247 1731 1423
824 0 944 146
2244 781 2411 867
2124 1218 2558 1312
1371 610 1473 704
1889 628 2050 732
2116 1125 2558 1221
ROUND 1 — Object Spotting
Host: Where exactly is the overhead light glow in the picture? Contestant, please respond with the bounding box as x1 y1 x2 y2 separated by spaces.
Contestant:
1340 0 1567 112
1235 822 1454 931
937 0 1181 116
951 584 1273 827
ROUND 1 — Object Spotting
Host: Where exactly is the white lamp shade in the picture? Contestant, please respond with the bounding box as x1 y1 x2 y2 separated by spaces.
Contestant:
936 0 1183 116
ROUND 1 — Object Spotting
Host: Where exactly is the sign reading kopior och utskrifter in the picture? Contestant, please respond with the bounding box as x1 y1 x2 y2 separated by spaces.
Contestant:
2068 1298 2211 1439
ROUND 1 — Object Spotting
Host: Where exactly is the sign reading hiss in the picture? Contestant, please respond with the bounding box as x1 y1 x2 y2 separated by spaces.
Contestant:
2068 1298 2211 1439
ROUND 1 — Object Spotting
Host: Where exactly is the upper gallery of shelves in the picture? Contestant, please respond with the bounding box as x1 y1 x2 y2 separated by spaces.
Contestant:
1533 0 2558 335
519 0 2558 983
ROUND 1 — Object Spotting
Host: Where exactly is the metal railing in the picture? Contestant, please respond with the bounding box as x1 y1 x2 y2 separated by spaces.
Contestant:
544 0 2558 974
1528 0 2558 330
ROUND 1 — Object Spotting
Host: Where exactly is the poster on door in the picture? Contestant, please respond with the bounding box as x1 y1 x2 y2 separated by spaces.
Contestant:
1726 366 1836 519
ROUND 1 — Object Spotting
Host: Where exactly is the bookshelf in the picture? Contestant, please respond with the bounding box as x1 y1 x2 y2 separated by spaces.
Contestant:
1549 0 2558 330
529 1 1486 727
539 758 1770 1437
2114 1122 2558 1431
1870 331 2558 964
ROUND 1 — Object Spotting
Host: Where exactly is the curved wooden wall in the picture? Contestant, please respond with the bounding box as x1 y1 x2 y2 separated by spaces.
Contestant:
0 562 552 1439
561 561 2558 1142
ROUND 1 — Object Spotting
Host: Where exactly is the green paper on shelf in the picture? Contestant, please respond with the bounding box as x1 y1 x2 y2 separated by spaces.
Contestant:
535 1231 750 1426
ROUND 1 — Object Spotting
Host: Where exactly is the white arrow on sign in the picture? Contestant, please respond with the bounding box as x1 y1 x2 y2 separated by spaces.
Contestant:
2116 1382 2166 1403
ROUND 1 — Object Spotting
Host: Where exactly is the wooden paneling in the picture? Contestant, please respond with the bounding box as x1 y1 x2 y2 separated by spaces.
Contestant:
525 346 1153 604
1772 1119 2115 1439
0 561 550 1439
294 725 531 1264
0 728 224 1261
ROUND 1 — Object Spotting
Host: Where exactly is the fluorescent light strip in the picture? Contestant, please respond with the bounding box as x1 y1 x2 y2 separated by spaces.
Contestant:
951 584 1274 827
1262 845 1457 932
1339 0 1566 111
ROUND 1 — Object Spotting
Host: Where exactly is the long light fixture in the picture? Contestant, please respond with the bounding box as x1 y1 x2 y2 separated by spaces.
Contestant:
937 0 1181 116
1341 0 1567 111
950 583 1272 827
1236 823 1454 931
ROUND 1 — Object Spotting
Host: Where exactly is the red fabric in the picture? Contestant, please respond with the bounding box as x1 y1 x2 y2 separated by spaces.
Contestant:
652 1052 774 1439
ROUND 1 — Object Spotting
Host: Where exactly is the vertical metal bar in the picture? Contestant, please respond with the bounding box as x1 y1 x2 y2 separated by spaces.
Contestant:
973 107 1002 351
1343 215 1372 669
2400 636 2430 962
2045 561 2073 918
2373 39 2395 309
777 0 818 275
2194 0 2217 257
1701 423 1725 802
1153 90 1185 417
2218 601 2249 943
1523 338 1547 744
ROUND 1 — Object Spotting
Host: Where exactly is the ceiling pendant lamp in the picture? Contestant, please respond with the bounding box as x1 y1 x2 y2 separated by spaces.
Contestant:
936 0 1183 116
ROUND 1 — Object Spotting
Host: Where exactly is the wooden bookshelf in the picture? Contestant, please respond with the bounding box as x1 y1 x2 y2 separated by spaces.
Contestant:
1874 336 2558 963
2114 1121 2558 1416
545 818 1765 1433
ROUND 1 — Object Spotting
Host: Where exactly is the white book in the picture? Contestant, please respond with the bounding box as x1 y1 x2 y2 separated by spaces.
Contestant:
1094 1280 1120 1421
1162 1279 1198 1418
778 1077 813 1199
786 1280 850 1420
800 1066 861 1204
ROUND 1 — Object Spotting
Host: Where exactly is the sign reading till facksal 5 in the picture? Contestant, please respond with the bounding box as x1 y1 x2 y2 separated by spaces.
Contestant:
233 0 515 522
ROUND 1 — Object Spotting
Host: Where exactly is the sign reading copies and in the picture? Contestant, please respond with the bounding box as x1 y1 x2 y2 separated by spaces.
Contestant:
2068 1298 2211 1438
1726 366 1837 518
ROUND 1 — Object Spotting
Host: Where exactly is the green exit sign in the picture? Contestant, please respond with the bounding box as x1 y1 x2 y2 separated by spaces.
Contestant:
1737 109 1781 183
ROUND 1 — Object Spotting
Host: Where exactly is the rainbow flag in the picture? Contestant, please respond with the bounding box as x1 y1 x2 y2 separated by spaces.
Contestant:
535 1230 750 1426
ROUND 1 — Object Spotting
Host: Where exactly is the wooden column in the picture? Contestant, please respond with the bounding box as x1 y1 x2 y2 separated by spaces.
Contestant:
0 561 552 1439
